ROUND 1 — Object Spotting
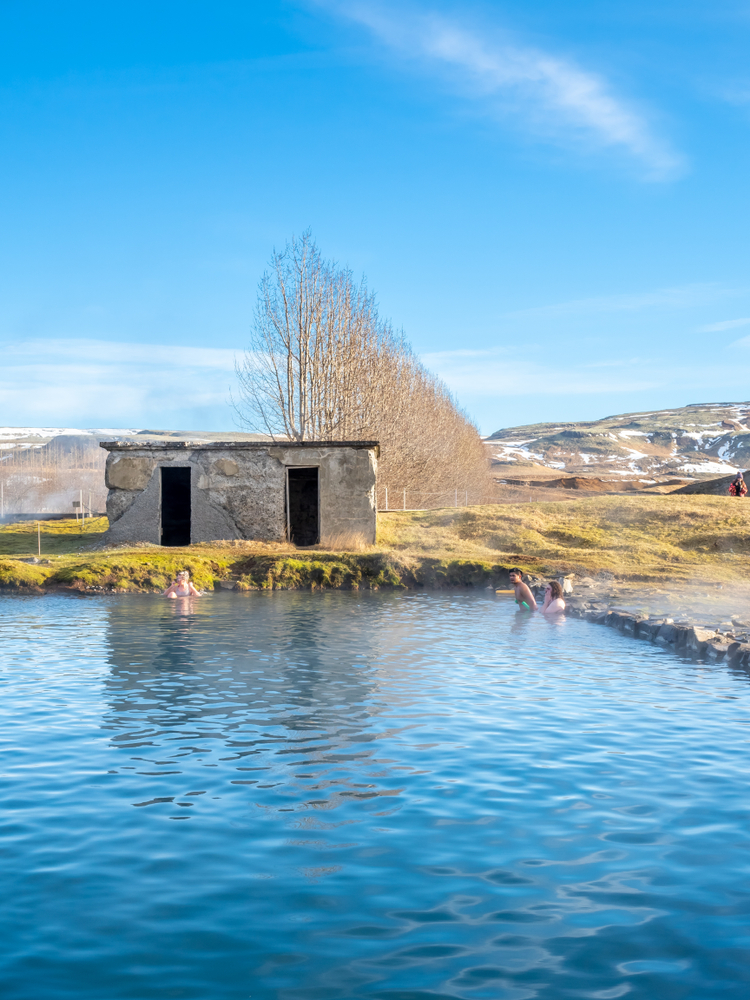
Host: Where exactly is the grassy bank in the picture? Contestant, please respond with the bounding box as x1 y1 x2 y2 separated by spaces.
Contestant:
0 517 110 554
1 495 749 592
379 494 750 582
0 518 497 592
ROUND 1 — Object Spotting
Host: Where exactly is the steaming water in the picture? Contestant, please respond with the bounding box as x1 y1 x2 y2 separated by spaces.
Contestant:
1 591 749 999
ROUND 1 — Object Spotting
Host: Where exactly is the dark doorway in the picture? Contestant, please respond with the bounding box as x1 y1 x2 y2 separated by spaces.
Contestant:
161 467 191 546
287 467 319 546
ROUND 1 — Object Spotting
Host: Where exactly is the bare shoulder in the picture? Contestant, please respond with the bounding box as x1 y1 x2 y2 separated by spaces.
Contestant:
544 598 566 614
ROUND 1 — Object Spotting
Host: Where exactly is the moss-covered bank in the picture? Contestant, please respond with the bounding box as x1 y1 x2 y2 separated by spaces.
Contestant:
0 518 514 592
2 494 749 593
0 548 513 594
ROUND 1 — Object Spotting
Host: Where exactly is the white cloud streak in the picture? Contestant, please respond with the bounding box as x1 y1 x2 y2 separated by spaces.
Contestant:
699 317 750 333
505 283 741 320
718 83 750 107
421 347 750 399
324 1 683 179
1 340 239 369
0 339 240 428
421 349 660 396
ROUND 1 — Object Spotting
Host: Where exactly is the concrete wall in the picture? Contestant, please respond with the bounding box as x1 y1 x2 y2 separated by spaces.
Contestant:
102 442 378 546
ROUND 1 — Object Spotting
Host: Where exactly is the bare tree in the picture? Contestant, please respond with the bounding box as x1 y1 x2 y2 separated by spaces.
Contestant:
235 231 380 441
235 231 490 501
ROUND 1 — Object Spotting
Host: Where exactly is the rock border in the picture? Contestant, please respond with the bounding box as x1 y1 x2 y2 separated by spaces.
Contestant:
559 598 750 666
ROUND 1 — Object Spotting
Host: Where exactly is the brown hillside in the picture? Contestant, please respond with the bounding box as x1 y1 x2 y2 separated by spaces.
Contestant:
673 474 740 496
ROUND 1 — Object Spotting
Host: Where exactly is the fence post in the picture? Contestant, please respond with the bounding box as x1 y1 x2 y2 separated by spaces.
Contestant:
385 487 388 511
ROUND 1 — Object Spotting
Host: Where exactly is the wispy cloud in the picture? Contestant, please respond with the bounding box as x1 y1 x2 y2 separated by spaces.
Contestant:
0 339 239 428
717 83 750 107
422 349 661 396
699 317 750 333
0 340 239 370
421 346 750 399
506 283 740 320
320 1 683 179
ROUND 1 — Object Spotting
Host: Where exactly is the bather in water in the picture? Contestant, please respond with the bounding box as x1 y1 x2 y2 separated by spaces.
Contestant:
164 570 202 598
541 579 566 614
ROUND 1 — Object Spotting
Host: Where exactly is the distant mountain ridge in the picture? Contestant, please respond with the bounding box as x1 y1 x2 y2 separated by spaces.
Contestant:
487 402 750 479
0 427 272 451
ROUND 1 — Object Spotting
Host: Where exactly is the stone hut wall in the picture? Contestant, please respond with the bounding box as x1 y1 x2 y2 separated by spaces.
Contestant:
101 441 378 546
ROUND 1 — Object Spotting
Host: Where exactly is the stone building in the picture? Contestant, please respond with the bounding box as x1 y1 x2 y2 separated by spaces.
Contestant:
100 439 378 547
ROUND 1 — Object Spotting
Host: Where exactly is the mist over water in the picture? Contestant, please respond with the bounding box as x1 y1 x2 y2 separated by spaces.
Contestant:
1 591 749 999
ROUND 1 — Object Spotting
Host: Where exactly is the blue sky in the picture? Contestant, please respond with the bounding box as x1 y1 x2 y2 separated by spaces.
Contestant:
2 0 750 433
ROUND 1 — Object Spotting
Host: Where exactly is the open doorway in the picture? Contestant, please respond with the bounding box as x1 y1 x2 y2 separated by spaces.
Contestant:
161 467 191 546
287 467 319 546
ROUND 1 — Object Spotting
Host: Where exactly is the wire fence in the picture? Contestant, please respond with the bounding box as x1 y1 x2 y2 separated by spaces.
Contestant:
1 451 538 520
0 443 108 517
377 487 509 511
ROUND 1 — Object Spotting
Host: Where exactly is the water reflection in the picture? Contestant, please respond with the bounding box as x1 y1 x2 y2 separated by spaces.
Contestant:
3 591 750 1000
508 607 536 635
104 591 381 725
101 592 398 816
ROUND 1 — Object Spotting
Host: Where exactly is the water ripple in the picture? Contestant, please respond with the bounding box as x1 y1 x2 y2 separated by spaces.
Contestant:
1 591 750 998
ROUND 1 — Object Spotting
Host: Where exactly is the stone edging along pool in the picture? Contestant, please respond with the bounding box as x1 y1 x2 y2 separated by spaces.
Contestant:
561 598 750 667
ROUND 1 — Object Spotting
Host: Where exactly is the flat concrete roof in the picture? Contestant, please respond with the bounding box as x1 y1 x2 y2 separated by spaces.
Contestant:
100 440 379 452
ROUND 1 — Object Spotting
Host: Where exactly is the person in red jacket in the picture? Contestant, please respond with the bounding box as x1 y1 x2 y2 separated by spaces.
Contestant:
728 472 747 497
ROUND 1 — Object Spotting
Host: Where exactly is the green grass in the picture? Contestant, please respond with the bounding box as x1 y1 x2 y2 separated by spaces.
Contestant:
0 517 109 555
1 494 748 592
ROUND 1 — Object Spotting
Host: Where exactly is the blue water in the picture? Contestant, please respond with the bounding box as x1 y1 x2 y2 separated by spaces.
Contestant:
1 592 749 1000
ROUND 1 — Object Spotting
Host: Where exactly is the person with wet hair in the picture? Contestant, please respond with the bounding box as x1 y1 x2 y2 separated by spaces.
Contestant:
728 472 747 497
164 570 202 598
509 568 537 611
541 579 566 614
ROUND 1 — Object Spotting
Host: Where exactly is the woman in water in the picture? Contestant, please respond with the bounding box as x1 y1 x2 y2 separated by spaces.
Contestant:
541 579 566 614
164 570 202 598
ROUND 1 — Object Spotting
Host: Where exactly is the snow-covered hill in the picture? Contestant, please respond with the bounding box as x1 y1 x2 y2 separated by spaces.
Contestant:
0 427 271 450
487 402 750 479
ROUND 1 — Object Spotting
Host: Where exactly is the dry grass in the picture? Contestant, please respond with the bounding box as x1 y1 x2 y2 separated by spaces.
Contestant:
315 530 372 552
377 494 750 582
2 494 749 591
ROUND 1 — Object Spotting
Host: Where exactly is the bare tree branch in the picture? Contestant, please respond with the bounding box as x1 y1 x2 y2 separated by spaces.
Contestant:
235 231 490 496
